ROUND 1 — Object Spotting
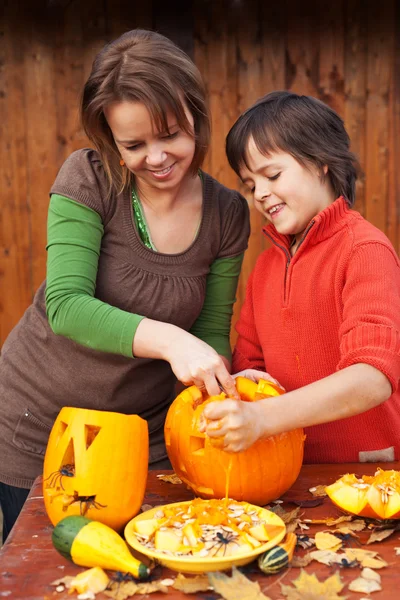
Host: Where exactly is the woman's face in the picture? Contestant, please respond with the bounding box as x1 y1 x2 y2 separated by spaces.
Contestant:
105 100 196 193
239 137 336 241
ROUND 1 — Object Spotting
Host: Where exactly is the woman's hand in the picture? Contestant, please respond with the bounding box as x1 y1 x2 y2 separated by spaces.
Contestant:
166 332 239 399
133 319 239 399
202 398 265 452
233 368 284 389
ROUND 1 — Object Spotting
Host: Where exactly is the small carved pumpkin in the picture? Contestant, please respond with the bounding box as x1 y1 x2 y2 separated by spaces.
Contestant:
326 469 400 519
43 407 148 531
164 377 305 505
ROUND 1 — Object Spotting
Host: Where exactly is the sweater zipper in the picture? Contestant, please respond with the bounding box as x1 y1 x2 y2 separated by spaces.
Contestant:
264 219 315 304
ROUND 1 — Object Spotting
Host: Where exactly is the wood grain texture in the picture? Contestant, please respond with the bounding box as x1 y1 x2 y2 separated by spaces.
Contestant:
1 0 399 347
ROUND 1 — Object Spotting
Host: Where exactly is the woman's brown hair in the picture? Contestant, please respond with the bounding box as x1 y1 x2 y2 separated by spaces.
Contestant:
226 91 360 206
81 29 210 194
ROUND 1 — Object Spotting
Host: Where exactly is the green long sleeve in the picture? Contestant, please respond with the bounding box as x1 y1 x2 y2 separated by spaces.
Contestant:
46 194 143 357
46 194 243 360
189 254 244 361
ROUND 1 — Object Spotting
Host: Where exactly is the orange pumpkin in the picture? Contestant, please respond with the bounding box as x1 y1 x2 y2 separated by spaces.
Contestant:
43 407 148 531
326 469 400 520
164 377 305 505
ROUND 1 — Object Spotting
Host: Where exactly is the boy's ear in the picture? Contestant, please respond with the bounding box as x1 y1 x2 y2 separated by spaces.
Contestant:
322 164 329 175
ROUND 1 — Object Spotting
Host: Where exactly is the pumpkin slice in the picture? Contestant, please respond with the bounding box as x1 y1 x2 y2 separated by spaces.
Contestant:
326 469 400 520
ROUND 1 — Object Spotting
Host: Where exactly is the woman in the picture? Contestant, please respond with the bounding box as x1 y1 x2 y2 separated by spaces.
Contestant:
0 29 250 541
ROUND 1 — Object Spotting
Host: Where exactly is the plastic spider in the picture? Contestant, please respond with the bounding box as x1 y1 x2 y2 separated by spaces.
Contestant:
106 571 136 592
338 557 359 568
43 464 75 490
63 491 107 515
333 532 361 547
206 531 239 557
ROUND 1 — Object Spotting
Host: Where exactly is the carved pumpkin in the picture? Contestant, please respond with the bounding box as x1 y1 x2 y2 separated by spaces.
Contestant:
164 377 305 505
43 407 148 531
325 469 400 520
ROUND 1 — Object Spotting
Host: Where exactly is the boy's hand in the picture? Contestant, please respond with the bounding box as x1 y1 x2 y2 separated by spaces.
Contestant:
202 398 264 452
233 369 284 389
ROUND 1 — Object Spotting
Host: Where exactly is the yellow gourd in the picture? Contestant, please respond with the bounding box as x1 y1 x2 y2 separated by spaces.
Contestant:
52 515 149 579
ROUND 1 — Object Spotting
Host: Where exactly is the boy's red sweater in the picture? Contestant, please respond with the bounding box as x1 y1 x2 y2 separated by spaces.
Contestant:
233 197 400 463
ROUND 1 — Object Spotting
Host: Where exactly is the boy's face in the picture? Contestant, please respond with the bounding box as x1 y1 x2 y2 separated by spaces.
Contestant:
240 137 336 241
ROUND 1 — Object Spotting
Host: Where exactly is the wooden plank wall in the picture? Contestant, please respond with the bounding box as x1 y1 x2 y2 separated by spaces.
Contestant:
1 0 399 347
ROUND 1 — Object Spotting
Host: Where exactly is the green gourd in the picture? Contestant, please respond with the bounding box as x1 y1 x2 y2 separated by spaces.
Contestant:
258 532 297 575
52 515 149 579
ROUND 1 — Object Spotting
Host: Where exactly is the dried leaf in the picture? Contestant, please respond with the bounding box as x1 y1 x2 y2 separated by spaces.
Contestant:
360 567 381 582
366 528 396 544
270 505 301 524
308 485 327 497
302 515 352 526
344 548 378 560
348 578 381 593
281 570 345 599
348 569 381 594
207 566 271 600
291 554 314 568
136 581 169 594
287 520 301 533
359 556 388 569
336 519 366 532
344 548 388 569
173 573 212 594
156 473 182 484
104 579 169 599
315 532 342 551
325 515 353 527
308 549 343 566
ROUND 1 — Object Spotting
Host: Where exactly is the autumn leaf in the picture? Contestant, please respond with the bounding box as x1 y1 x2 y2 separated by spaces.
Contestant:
308 549 343 566
270 505 302 524
173 573 212 594
348 567 382 594
366 528 396 544
345 548 388 569
281 570 345 599
308 485 328 497
207 566 271 600
291 554 314 568
104 579 170 599
302 515 352 526
156 473 182 484
336 519 366 532
315 532 342 551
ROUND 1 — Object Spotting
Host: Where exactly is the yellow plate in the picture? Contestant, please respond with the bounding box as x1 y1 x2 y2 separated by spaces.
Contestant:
124 500 286 574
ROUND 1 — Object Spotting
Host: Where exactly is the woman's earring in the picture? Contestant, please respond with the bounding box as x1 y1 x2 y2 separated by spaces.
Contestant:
120 159 125 167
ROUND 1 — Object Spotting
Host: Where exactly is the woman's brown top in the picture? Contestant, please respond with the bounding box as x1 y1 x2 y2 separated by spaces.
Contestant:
0 149 250 488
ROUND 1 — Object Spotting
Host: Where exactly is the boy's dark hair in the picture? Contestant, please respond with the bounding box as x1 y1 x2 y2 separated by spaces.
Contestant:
81 29 210 195
226 91 360 206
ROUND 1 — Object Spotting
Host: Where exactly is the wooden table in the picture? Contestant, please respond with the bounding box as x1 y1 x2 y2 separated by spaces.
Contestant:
1 463 400 599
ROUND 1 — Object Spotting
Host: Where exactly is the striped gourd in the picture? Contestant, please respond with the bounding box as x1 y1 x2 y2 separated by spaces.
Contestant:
258 532 297 575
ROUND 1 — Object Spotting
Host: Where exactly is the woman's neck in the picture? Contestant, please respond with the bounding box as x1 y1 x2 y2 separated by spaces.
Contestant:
136 172 200 212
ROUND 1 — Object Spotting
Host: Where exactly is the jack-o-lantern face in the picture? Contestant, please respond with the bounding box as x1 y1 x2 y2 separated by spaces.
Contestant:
164 377 305 506
43 407 148 531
